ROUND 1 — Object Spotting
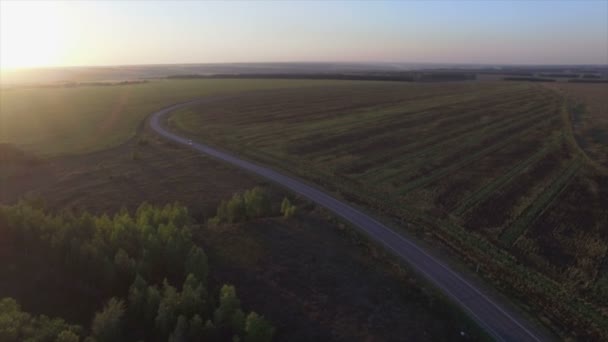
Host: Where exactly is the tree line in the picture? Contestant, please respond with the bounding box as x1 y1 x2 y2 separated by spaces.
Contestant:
0 198 276 342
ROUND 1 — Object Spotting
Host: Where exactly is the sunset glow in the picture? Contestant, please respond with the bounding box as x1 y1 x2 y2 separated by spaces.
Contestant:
0 1 75 69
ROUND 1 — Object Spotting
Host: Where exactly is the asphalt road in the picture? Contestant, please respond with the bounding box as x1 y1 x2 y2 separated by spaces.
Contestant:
149 100 552 342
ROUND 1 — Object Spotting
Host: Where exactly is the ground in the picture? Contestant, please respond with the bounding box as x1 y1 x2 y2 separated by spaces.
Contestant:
543 82 608 166
200 211 483 341
0 79 358 156
169 80 608 339
0 127 485 341
3 78 607 339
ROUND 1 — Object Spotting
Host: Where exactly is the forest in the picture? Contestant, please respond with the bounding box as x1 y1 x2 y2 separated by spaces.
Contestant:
0 193 276 342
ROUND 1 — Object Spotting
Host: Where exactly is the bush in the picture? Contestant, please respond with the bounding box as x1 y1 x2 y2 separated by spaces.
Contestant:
245 312 275 342
56 330 80 342
215 187 273 223
280 198 296 218
243 187 272 219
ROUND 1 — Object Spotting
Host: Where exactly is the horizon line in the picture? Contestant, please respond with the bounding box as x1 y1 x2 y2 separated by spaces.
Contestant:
2 60 608 73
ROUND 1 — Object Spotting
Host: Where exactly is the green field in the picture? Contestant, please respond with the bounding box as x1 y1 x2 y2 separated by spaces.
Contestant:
169 81 608 340
0 79 357 156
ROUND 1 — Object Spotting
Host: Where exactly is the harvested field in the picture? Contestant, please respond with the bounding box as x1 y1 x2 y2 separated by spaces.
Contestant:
0 79 358 156
544 82 608 166
3 78 606 339
171 80 608 340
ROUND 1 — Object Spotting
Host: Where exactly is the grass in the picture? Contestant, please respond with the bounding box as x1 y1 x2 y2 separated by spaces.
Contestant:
169 81 608 340
0 79 362 156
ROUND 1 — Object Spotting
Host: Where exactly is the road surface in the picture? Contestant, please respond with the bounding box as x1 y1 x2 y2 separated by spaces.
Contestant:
149 100 552 342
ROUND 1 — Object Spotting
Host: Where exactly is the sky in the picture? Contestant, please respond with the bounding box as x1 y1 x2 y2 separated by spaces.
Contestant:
1 0 607 69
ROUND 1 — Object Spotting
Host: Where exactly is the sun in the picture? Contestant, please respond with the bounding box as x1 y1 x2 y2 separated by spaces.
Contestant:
0 1 69 70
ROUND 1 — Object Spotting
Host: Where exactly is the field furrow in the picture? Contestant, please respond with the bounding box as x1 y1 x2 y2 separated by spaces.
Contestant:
452 139 559 216
500 158 582 247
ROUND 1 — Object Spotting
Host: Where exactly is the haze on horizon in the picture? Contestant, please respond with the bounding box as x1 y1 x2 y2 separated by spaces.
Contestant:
1 0 607 70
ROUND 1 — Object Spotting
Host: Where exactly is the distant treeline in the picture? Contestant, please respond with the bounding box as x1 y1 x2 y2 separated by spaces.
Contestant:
2 80 151 90
57 80 149 88
567 79 608 83
169 73 415 81
167 72 476 82
478 66 608 74
477 71 535 77
503 77 556 82
539 73 580 78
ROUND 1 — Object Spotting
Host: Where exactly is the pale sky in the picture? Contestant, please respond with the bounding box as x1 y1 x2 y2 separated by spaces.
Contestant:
1 0 607 69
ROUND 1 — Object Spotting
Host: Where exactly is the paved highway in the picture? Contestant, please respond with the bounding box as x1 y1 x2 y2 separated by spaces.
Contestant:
149 100 552 342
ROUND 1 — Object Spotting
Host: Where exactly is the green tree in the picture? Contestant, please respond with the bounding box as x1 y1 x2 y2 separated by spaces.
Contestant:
180 274 206 318
144 285 162 324
0 298 29 342
202 320 219 341
127 275 148 319
155 280 179 336
213 285 241 329
280 198 296 218
188 314 204 341
114 248 135 279
91 298 125 342
226 194 246 223
0 297 82 342
245 312 275 342
215 200 229 224
231 309 246 336
56 330 80 342
243 187 272 219
185 246 209 283
168 315 188 342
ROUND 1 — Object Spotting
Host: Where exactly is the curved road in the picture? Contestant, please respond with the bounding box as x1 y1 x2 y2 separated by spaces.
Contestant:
149 100 551 342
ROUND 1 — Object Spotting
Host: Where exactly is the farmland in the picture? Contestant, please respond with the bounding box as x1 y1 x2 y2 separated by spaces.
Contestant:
0 79 357 156
2 77 606 339
543 82 608 166
170 81 608 339
0 127 486 341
